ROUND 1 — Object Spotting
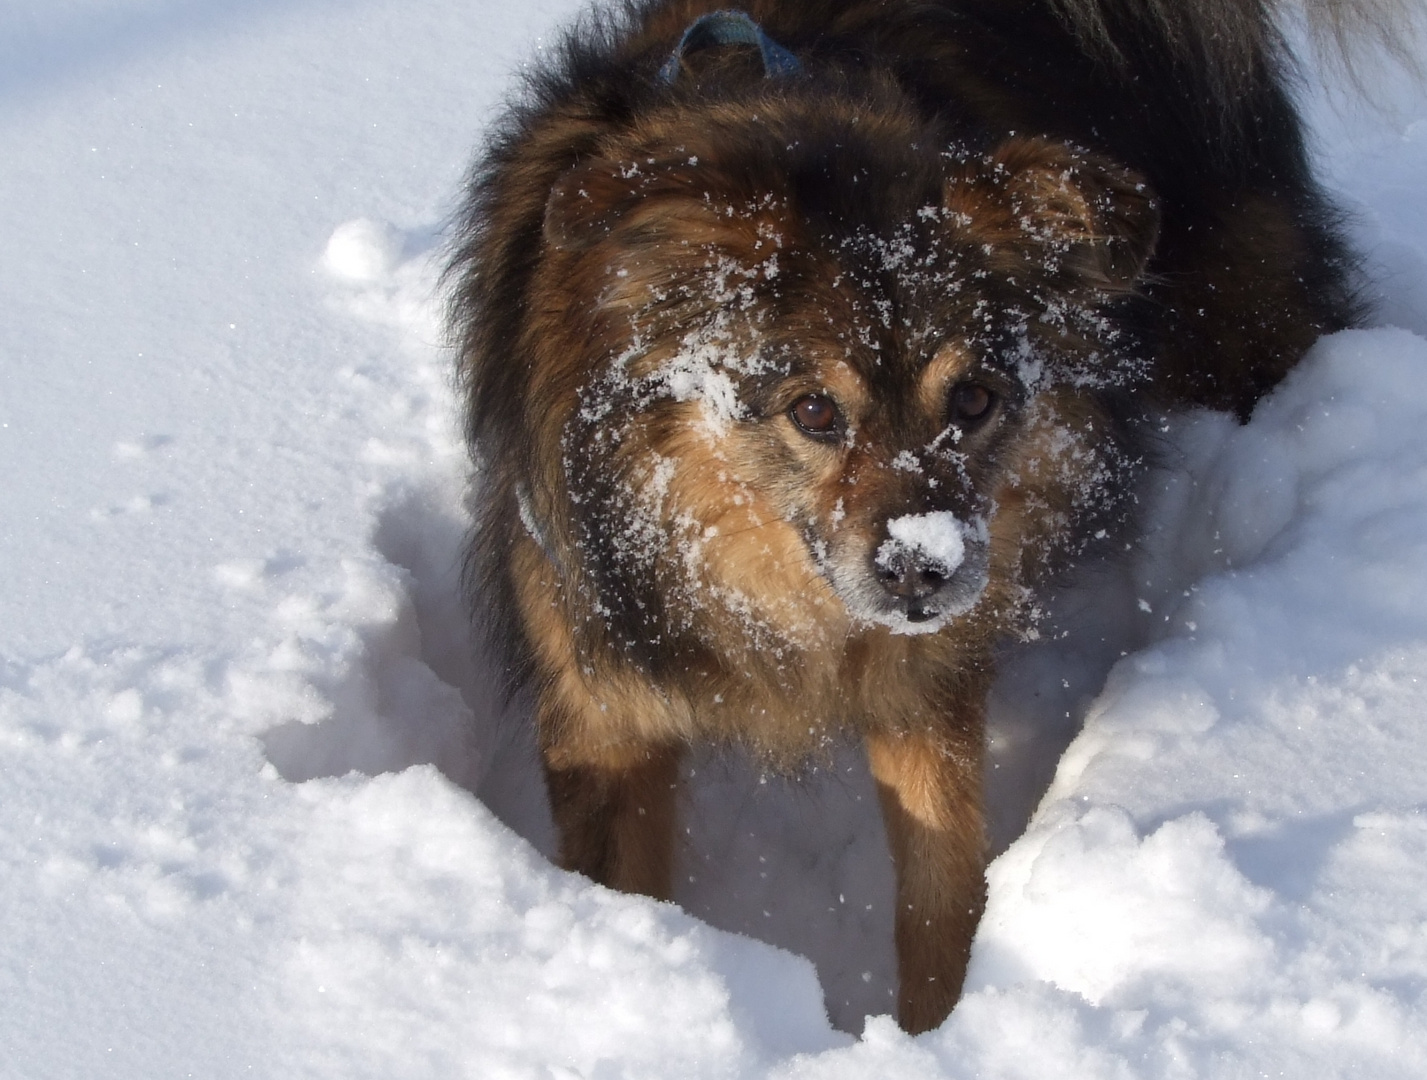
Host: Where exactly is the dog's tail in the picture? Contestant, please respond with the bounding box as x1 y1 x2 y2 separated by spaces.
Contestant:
1051 0 1422 105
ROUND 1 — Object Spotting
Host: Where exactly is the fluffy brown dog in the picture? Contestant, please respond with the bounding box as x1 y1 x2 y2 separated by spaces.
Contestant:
447 0 1396 1033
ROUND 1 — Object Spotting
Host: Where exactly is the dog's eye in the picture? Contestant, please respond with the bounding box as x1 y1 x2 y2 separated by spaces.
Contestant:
950 382 996 426
789 394 841 436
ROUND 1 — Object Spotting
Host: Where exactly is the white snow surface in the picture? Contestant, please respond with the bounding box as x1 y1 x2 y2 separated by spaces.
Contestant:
5 3 1427 1077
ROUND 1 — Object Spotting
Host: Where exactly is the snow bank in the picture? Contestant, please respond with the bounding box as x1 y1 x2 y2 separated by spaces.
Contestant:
5 1 1427 1077
960 330 1427 1076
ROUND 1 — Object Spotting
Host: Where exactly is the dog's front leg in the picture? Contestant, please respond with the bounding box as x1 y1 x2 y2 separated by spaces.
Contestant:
542 737 682 900
866 724 987 1034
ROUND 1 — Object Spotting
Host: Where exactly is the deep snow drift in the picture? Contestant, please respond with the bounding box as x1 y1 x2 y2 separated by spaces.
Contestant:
4 2 1427 1077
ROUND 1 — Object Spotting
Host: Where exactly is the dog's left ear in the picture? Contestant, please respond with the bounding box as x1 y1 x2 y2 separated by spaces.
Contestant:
945 136 1159 291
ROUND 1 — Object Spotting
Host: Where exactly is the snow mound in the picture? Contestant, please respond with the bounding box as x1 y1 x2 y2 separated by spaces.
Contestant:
324 218 405 282
961 330 1427 1077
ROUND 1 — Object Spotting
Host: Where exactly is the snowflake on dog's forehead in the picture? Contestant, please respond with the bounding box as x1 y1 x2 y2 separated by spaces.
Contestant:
565 204 798 431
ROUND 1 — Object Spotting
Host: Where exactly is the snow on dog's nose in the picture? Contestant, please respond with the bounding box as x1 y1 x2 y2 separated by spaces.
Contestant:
877 512 968 584
873 511 988 630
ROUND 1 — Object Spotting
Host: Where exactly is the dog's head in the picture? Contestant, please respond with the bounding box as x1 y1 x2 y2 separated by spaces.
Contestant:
527 99 1157 659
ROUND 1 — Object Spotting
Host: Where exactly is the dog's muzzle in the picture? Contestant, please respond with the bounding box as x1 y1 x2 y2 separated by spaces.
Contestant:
870 511 990 631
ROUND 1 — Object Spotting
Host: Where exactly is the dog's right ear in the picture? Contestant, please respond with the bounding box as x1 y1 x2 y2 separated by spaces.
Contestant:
543 157 628 250
544 154 750 258
544 157 703 251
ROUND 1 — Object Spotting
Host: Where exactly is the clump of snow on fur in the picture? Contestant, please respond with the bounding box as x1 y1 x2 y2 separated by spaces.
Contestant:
658 347 748 432
890 450 922 473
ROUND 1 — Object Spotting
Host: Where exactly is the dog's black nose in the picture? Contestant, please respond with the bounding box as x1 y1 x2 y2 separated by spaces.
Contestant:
875 552 948 601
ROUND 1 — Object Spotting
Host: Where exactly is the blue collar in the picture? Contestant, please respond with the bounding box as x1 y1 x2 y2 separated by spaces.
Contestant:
657 10 802 84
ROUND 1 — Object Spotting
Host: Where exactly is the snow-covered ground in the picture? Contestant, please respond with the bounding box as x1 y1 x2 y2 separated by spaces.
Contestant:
5 2 1427 1076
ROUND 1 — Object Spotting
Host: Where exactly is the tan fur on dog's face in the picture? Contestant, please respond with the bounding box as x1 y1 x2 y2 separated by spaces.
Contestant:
527 105 1156 688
